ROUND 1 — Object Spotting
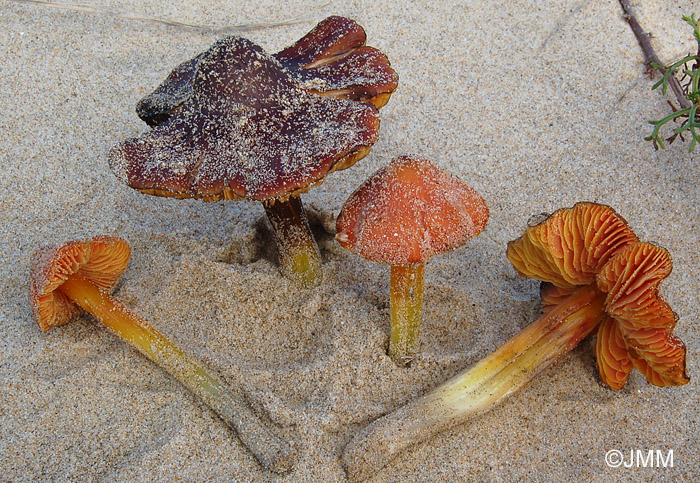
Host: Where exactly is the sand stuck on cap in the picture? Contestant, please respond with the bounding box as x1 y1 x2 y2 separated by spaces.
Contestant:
1 0 698 481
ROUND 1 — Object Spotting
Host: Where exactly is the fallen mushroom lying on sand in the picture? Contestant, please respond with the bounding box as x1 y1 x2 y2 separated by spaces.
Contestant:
336 156 489 365
29 236 295 474
342 202 689 481
110 16 398 288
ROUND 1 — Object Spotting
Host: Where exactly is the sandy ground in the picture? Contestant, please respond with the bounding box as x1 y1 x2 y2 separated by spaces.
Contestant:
1 0 698 481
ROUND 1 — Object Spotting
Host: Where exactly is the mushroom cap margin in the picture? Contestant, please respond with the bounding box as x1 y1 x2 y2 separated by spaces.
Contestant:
29 236 131 331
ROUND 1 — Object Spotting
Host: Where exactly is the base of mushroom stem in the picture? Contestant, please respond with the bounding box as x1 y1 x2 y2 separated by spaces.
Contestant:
263 196 322 288
57 272 296 474
389 263 425 366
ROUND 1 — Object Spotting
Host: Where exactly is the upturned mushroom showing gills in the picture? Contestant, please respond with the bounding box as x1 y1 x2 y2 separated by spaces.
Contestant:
110 17 398 288
342 202 689 482
335 156 489 365
29 236 295 474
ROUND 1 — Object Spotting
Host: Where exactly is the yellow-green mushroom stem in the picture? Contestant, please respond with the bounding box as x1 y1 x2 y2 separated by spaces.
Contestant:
264 196 322 289
343 284 606 481
58 272 295 474
389 264 425 365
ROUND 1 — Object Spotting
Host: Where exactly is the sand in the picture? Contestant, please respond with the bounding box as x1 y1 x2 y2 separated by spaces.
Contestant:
1 0 698 481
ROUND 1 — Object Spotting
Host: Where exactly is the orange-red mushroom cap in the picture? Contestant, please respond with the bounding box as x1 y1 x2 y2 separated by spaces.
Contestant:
506 203 639 288
507 203 689 388
595 242 688 387
336 156 489 265
29 236 130 332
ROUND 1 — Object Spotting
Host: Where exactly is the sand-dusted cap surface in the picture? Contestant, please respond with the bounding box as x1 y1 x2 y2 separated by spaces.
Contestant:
136 16 398 126
109 35 381 202
276 16 398 107
135 51 209 127
336 155 489 266
274 16 367 70
336 155 489 365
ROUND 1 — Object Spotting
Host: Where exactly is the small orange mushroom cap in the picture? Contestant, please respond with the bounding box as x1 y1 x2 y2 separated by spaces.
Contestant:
29 236 130 332
507 202 689 388
335 156 489 265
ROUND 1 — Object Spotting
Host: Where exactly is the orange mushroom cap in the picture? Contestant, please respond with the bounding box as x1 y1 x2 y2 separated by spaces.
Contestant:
596 242 688 387
506 203 639 288
336 156 489 265
29 236 130 332
507 202 689 388
110 34 381 202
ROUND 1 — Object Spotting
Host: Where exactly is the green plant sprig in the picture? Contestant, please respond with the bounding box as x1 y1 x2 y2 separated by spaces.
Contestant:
646 14 700 152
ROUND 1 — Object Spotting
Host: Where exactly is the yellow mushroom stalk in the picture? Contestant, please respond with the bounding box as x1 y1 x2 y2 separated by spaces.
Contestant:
388 264 425 363
263 196 323 289
343 203 689 481
29 236 295 474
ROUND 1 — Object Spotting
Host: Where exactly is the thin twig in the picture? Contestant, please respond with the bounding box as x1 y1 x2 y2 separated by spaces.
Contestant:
9 0 336 34
539 1 590 51
606 76 642 119
618 0 692 109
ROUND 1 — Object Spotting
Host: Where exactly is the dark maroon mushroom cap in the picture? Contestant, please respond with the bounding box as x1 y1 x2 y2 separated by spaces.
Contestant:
110 36 381 202
275 16 367 69
136 16 398 126
136 51 207 128
275 16 398 107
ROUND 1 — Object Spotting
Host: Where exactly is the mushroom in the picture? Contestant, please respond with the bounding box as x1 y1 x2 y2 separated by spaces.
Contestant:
136 16 398 126
29 236 295 474
342 202 689 481
111 17 398 288
335 156 489 365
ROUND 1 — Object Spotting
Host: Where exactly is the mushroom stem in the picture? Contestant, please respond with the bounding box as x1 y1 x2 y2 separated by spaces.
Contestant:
343 284 606 481
263 196 322 288
58 272 295 474
389 264 425 365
